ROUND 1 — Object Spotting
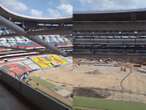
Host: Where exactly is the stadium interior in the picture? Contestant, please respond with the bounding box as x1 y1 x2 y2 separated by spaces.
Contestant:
1 3 146 110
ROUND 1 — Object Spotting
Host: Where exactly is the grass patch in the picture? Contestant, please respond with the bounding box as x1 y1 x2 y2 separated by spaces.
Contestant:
73 96 146 110
28 76 72 106
29 76 60 91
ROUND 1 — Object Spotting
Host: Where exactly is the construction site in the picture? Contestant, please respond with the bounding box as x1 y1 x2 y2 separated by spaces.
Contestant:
1 2 146 110
27 56 146 101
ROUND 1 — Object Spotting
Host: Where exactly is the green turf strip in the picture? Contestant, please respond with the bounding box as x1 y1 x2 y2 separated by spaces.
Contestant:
73 96 146 110
31 76 59 91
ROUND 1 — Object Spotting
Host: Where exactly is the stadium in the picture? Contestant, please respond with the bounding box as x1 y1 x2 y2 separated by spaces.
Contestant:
0 4 72 110
1 2 146 110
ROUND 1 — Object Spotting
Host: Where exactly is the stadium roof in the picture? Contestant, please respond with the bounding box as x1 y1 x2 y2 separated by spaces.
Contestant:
74 8 146 21
0 5 72 24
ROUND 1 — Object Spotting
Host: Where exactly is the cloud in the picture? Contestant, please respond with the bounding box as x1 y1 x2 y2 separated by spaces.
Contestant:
57 4 72 15
3 0 146 17
0 0 46 18
47 8 62 18
0 0 28 13
77 0 146 11
30 9 43 17
47 2 72 18
1 0 72 18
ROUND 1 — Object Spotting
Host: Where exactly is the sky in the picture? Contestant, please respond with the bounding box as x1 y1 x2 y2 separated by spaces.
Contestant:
73 0 146 12
0 0 73 18
0 0 146 18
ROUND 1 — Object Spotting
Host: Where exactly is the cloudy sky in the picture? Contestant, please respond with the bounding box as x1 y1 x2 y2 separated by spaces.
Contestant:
73 0 146 12
0 0 146 18
0 0 73 18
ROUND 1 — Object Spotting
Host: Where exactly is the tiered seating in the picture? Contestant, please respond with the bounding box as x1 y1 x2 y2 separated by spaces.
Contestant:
0 38 11 47
0 54 70 79
47 54 67 65
1 63 31 78
39 35 71 46
31 56 53 69
15 36 32 48
0 36 44 49
31 55 68 69
14 36 44 49
21 59 40 71
0 47 12 52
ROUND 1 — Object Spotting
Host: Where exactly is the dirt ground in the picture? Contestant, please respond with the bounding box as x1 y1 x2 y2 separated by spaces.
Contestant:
29 58 146 103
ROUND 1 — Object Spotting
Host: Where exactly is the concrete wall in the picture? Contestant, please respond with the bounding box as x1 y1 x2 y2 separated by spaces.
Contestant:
0 72 72 110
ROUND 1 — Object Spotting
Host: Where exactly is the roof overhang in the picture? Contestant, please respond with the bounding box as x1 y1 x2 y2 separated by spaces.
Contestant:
0 5 72 24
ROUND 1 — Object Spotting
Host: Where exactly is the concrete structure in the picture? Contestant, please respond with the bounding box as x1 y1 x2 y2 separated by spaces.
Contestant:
0 72 72 110
73 9 146 55
0 5 72 35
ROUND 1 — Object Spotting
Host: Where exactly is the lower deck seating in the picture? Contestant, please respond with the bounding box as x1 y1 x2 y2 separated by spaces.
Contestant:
48 54 67 65
31 56 53 69
0 63 32 78
21 59 40 71
0 54 70 79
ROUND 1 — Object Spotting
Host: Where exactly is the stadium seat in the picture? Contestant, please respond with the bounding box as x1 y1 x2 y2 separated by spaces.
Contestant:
31 56 53 69
1 63 31 78
48 54 67 65
22 59 40 71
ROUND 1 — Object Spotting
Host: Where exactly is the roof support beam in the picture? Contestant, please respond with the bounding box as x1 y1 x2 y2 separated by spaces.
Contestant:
0 16 25 34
